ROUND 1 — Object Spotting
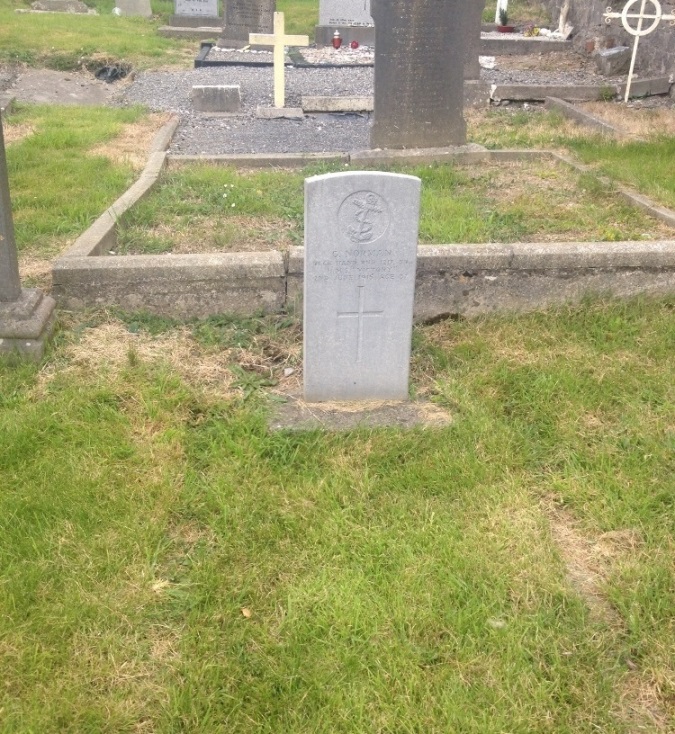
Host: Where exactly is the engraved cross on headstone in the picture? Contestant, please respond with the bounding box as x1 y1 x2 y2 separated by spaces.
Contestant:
604 0 675 100
337 285 383 363
249 11 309 108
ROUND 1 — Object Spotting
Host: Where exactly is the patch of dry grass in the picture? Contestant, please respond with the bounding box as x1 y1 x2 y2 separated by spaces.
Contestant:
123 215 299 254
579 102 675 138
36 320 238 400
3 120 34 145
89 112 174 171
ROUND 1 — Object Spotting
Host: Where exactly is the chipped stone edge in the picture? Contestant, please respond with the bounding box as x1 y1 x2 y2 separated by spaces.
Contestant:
52 138 675 319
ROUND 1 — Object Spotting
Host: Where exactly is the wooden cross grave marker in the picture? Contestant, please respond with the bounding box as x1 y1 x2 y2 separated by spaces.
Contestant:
249 12 309 109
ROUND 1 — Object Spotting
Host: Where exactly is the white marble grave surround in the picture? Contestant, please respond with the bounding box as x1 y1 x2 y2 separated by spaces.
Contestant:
175 0 218 17
319 0 373 27
304 172 421 402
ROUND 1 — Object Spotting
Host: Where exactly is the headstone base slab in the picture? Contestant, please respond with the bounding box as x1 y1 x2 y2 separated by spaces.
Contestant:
169 14 221 27
0 289 56 361
270 393 452 431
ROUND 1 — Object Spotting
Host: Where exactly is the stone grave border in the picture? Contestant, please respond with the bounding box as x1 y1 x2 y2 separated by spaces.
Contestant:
192 43 673 103
52 116 675 320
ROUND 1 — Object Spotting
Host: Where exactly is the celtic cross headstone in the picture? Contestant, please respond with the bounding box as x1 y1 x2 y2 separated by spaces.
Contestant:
303 171 421 402
604 0 675 100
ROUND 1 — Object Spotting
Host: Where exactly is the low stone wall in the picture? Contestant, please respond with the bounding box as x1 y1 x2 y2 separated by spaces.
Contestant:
542 0 675 76
52 121 675 320
289 243 675 321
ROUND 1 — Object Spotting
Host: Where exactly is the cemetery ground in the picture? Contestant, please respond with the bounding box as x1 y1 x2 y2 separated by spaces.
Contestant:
1 101 674 731
1 1 674 730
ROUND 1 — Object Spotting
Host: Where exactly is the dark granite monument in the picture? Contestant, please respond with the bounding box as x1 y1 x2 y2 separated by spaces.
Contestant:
465 0 487 80
371 0 471 149
218 0 274 47
0 113 55 360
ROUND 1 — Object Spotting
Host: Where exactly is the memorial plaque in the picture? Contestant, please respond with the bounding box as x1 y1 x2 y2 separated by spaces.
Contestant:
304 172 421 402
220 0 274 45
319 0 372 27
175 0 218 18
371 0 469 148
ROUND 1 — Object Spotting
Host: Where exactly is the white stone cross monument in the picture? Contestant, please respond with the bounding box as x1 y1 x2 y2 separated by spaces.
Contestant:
604 0 675 100
250 11 309 110
304 172 421 402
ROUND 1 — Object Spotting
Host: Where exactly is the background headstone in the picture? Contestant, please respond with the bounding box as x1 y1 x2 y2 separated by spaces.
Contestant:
219 0 274 47
172 0 220 27
319 0 372 26
304 171 421 402
371 0 470 149
464 0 487 80
316 0 374 46
115 0 152 17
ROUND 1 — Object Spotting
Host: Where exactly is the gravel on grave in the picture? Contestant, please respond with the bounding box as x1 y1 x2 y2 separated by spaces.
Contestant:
117 60 625 155
119 66 374 154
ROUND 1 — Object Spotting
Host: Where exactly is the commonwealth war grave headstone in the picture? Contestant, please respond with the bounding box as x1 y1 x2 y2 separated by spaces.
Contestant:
219 0 274 47
304 172 421 402
371 0 469 148
0 113 55 360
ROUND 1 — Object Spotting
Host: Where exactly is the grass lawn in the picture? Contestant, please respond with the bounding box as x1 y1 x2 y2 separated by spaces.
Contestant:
1 297 673 732
115 159 675 255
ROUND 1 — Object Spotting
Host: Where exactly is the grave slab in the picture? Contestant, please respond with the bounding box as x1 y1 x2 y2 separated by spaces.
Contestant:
192 84 241 112
304 171 421 402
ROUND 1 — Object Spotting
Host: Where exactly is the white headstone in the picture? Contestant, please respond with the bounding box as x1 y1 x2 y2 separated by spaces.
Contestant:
115 0 152 16
304 172 421 402
319 0 373 27
175 0 218 17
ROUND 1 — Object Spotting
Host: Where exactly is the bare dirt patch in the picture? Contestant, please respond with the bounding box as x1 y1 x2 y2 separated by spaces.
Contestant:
89 112 174 170
11 68 119 106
